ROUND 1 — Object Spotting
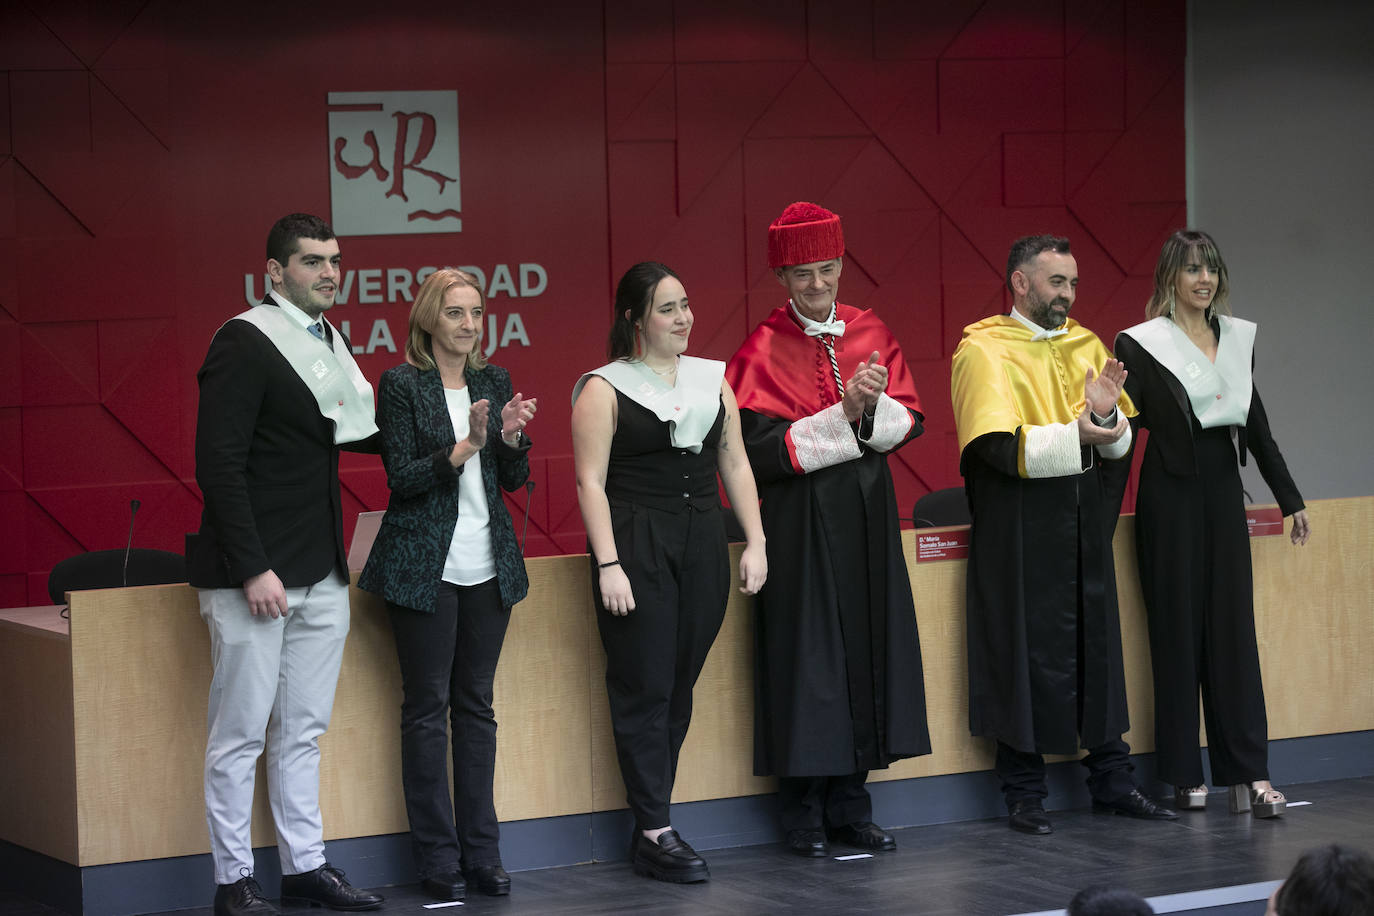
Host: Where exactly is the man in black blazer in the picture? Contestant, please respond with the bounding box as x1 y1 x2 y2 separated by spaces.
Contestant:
188 213 383 916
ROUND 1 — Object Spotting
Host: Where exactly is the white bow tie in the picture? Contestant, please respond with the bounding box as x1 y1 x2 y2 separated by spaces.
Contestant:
792 302 846 338
804 319 846 338
1030 326 1068 341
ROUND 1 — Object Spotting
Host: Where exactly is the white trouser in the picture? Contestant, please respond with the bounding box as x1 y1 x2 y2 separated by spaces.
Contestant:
199 571 350 885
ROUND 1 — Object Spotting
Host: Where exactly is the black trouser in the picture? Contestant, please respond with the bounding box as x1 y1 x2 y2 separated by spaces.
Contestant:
777 772 872 831
995 738 1136 809
388 579 509 878
596 503 729 829
1140 426 1270 787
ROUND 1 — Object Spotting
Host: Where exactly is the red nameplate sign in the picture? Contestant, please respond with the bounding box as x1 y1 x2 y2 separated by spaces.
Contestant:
1246 506 1284 538
916 528 971 561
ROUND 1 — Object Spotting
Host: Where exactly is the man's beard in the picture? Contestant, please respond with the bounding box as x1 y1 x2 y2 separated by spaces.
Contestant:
1026 289 1070 330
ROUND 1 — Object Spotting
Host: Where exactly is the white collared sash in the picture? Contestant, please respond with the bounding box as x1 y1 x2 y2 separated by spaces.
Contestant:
233 305 378 444
571 356 724 453
1125 315 1254 429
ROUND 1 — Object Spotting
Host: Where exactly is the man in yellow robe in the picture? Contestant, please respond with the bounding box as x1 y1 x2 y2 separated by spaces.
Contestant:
951 234 1176 835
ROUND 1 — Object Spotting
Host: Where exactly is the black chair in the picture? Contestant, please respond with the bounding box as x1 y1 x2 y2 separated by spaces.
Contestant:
912 486 971 528
47 549 187 605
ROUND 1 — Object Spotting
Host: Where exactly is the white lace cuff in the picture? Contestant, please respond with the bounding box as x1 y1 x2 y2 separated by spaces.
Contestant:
788 402 862 474
1022 422 1084 478
858 393 913 453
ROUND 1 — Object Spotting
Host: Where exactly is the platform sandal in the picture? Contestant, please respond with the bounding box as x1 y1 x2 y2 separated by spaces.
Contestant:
1228 783 1286 818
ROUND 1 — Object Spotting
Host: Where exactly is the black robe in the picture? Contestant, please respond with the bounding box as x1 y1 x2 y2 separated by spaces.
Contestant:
738 412 931 777
962 434 1132 755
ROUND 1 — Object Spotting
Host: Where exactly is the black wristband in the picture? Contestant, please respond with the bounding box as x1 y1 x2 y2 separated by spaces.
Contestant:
598 560 621 569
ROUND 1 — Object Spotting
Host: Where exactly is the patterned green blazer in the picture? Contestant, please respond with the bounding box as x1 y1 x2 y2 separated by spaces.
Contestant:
359 362 531 612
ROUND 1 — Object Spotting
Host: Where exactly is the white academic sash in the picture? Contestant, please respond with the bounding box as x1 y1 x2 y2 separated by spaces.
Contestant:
232 305 379 444
571 356 725 453
1124 315 1255 429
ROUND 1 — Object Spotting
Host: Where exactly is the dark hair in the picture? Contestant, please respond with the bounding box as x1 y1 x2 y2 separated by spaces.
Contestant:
607 261 681 361
1275 844 1374 916
1067 885 1154 916
266 213 335 266
1145 229 1231 320
1006 234 1071 292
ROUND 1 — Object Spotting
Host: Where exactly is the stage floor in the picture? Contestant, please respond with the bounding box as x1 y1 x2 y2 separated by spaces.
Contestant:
4 776 1371 916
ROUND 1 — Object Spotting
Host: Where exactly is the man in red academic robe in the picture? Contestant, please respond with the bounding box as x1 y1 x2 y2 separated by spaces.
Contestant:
726 202 930 858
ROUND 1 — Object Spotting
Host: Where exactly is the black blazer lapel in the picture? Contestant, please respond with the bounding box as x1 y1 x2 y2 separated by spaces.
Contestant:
1158 360 1192 425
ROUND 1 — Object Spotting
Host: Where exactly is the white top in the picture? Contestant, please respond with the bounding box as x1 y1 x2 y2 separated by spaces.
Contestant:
441 386 495 586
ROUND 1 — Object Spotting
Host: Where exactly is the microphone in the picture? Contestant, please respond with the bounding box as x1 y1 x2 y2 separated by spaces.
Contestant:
123 499 141 587
520 480 535 555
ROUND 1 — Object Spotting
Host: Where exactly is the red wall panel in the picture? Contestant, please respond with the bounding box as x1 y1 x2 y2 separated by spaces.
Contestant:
1 0 1182 604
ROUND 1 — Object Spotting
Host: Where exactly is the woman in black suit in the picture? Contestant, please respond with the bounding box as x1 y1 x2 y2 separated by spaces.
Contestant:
1115 230 1309 819
359 268 537 900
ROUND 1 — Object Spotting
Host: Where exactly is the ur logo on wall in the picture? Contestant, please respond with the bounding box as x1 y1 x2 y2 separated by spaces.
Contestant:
327 90 462 236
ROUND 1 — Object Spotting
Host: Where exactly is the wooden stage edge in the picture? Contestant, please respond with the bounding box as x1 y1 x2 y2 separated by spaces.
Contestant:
0 496 1369 869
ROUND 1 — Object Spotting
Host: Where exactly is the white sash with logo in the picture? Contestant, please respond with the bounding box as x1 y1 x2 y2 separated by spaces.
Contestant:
571 356 724 453
232 305 379 444
1124 315 1255 429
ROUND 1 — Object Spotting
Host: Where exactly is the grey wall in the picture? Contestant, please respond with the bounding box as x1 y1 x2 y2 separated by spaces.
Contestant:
1188 1 1374 503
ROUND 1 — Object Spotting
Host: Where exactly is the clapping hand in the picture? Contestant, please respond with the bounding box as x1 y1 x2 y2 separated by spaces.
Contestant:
1085 359 1127 417
502 392 537 443
842 351 887 421
467 398 490 448
1076 364 1129 445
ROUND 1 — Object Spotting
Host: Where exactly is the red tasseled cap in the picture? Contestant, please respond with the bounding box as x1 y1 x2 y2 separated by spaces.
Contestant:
767 201 845 269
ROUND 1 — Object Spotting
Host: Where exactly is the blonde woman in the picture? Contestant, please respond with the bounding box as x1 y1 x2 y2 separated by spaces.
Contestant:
360 268 537 900
1116 231 1308 818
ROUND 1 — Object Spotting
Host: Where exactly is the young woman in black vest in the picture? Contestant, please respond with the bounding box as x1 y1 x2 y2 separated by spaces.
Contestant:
571 261 767 883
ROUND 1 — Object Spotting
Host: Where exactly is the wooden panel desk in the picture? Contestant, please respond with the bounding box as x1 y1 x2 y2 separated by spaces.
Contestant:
1 496 1370 869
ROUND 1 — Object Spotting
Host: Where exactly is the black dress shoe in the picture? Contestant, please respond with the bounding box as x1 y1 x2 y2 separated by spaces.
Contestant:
1008 799 1053 835
827 821 896 851
1093 788 1180 820
420 868 465 901
786 828 830 857
280 863 384 911
463 864 511 896
214 875 279 916
631 829 710 883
